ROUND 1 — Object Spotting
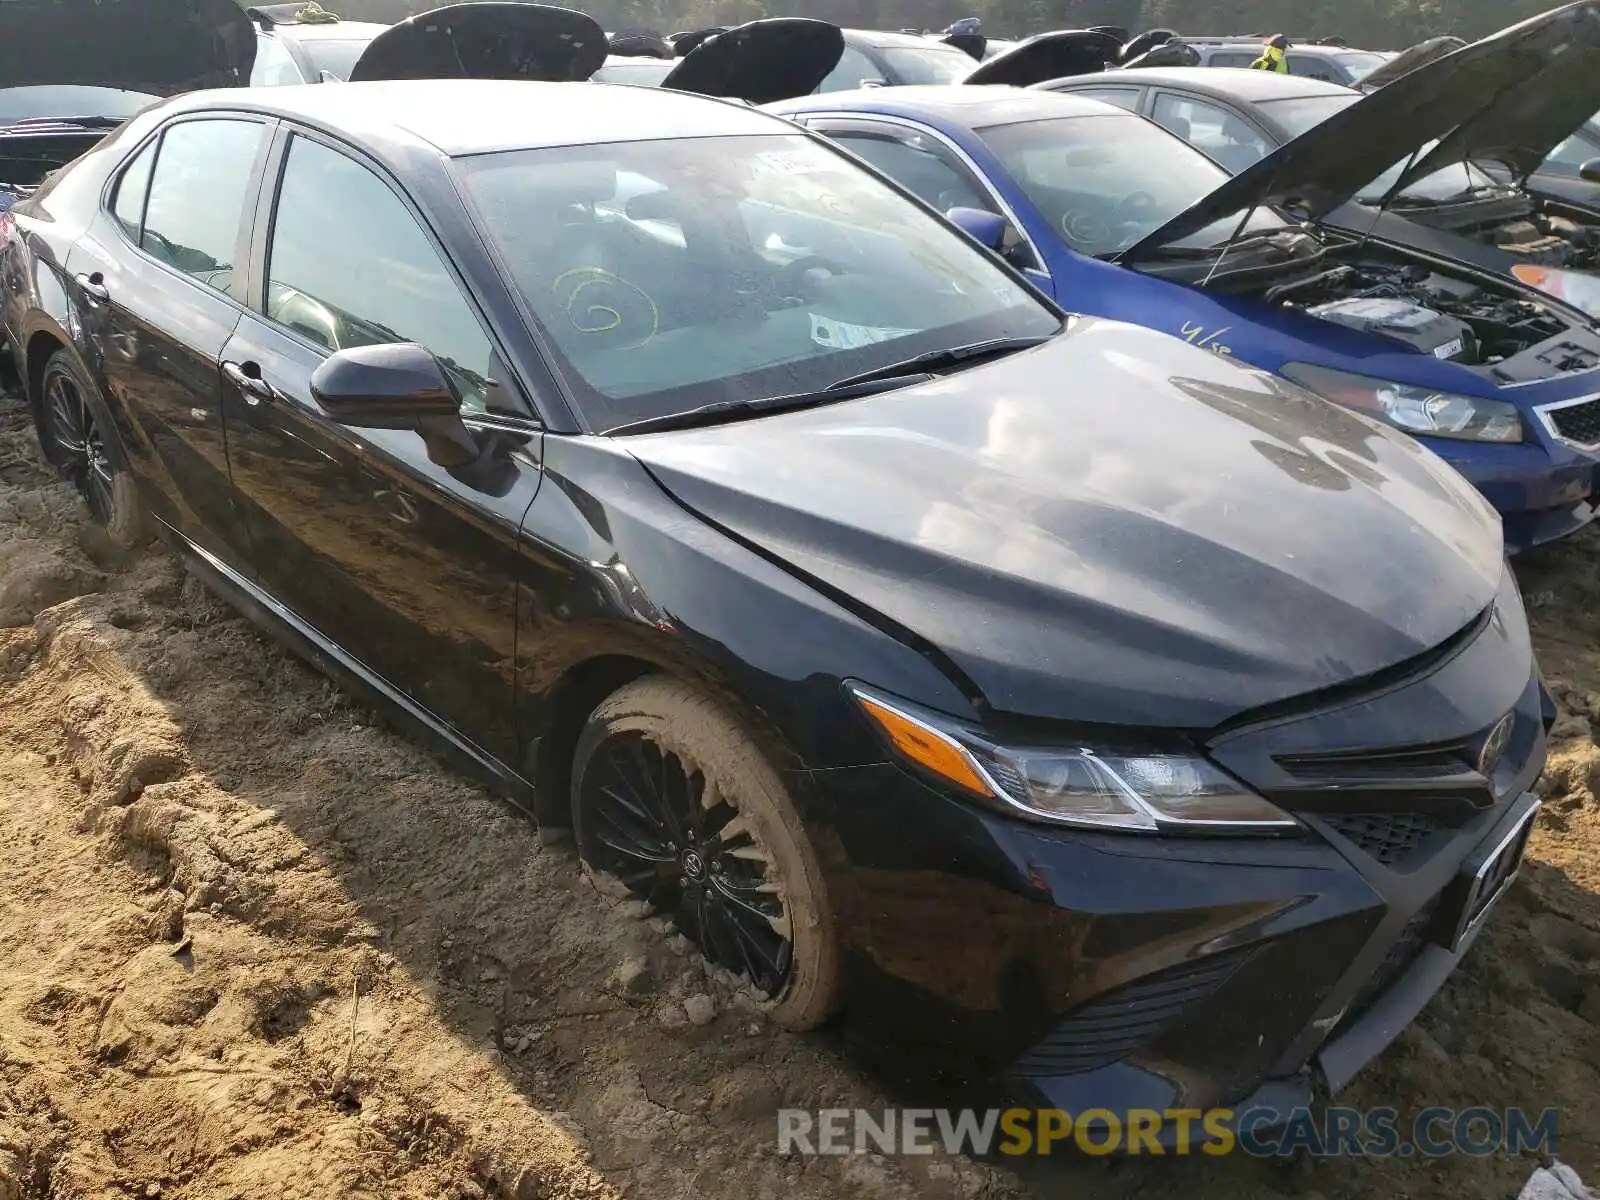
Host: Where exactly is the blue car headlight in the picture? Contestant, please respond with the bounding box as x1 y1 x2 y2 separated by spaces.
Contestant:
848 683 1297 834
1282 362 1523 444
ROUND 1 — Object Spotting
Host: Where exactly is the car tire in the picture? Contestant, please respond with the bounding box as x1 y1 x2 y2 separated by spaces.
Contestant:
37 348 148 552
571 676 841 1031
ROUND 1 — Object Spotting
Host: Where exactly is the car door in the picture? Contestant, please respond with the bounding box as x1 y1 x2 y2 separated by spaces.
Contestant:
66 114 272 569
1150 90 1276 173
807 118 1053 293
218 126 543 764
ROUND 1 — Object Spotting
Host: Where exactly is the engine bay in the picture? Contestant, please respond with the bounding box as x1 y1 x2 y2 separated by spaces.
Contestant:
1255 255 1600 384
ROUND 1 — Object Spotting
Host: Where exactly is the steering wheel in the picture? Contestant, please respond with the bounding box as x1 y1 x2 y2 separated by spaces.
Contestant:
141 227 182 264
1111 191 1161 227
774 255 845 301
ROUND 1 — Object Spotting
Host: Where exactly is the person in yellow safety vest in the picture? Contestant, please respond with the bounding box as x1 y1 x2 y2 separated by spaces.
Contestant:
1251 33 1290 71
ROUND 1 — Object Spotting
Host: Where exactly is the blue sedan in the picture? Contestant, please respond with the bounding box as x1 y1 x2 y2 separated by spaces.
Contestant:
771 87 1600 553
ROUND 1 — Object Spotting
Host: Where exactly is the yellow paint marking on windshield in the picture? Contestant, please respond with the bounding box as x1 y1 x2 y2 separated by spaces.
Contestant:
552 267 660 350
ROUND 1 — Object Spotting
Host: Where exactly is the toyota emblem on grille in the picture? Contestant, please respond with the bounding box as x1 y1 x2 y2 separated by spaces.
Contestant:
1477 714 1514 776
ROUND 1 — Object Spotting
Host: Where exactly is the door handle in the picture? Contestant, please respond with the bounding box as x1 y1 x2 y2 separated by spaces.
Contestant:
74 271 109 302
221 360 276 405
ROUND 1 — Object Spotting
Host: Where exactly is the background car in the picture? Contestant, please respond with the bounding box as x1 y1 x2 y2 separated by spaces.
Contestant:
0 0 253 207
1176 35 1390 83
1036 6 1600 317
815 29 978 90
771 85 1600 552
0 70 1547 1128
245 2 391 85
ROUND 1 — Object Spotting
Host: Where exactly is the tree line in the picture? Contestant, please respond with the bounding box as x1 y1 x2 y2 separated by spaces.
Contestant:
328 0 1561 50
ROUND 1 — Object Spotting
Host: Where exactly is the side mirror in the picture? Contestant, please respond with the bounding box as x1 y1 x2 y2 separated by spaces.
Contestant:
859 77 889 88
1580 157 1600 184
946 205 1009 251
310 342 478 468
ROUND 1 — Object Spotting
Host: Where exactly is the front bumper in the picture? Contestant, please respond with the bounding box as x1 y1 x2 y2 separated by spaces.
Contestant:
1424 434 1596 553
812 596 1546 1119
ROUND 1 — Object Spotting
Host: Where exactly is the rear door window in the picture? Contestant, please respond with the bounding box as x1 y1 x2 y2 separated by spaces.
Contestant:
1206 51 1257 68
141 118 267 294
110 138 156 240
1151 93 1272 172
1070 87 1140 111
1288 54 1342 81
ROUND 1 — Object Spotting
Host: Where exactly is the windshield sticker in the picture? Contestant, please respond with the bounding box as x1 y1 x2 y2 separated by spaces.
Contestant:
810 313 917 350
754 150 829 177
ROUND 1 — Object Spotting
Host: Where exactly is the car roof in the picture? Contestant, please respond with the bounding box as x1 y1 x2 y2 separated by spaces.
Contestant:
1089 66 1354 101
777 84 1115 126
164 78 785 156
263 19 389 40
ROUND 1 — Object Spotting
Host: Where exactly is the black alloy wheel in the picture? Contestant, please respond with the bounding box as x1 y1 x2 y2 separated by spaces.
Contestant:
44 362 115 525
579 730 793 996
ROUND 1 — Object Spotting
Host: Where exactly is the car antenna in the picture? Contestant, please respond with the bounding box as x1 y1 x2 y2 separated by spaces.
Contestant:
1351 142 1427 255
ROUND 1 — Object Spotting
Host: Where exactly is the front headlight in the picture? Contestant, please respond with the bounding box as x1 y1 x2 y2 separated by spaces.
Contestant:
1282 362 1523 443
848 683 1297 834
1510 263 1600 321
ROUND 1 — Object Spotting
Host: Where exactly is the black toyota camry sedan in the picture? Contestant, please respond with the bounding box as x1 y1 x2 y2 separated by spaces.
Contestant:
0 67 1548 1127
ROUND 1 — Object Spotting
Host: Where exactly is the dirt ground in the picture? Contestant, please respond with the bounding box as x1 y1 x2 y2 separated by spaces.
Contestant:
0 393 1598 1200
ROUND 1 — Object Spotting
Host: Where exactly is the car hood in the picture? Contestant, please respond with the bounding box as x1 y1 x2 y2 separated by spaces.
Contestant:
625 318 1505 729
1122 1 1600 259
944 31 988 61
0 0 254 92
1119 28 1178 62
347 3 606 82
1402 9 1600 183
1356 35 1465 91
607 28 674 59
963 30 1123 86
660 19 844 103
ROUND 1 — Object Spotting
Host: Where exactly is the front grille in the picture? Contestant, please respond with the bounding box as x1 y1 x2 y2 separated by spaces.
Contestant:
1343 897 1440 1022
1321 811 1444 868
1013 951 1248 1077
1544 396 1600 449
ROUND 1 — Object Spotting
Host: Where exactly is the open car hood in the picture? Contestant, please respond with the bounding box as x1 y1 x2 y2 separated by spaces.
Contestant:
963 29 1123 86
0 0 254 93
1119 40 1199 69
1402 7 1600 183
660 19 843 104
944 32 988 61
1356 36 1465 91
1119 28 1178 62
348 3 605 82
1121 1 1600 261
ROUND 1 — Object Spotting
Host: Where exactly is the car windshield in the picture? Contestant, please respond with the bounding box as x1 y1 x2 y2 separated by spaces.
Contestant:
457 133 1060 431
0 85 157 125
977 114 1290 257
1335 51 1389 81
879 45 974 83
299 37 379 81
1257 93 1502 203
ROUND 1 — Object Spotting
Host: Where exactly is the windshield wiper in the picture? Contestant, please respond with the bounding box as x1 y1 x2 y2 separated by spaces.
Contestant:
605 335 1055 437
824 335 1053 390
604 373 937 436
